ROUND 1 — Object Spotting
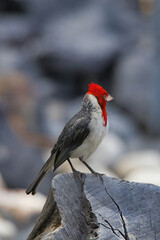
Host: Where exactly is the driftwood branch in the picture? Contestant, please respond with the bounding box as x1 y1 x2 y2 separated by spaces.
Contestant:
27 172 160 240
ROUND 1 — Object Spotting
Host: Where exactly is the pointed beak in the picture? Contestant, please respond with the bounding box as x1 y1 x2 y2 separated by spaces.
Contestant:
106 94 114 102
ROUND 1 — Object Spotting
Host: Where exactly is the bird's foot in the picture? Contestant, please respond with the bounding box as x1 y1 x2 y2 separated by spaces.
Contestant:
79 158 104 183
91 170 104 183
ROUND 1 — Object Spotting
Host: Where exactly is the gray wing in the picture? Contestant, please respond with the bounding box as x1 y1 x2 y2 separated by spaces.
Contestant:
52 110 91 170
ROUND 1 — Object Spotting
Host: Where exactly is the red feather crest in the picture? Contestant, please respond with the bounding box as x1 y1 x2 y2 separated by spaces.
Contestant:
87 83 108 127
87 82 108 97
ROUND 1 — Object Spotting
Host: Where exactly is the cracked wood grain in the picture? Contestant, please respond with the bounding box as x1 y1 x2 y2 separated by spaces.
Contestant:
103 185 129 239
97 212 125 239
27 173 160 240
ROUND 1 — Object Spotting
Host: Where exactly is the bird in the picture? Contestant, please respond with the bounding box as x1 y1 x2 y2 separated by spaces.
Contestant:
26 83 113 195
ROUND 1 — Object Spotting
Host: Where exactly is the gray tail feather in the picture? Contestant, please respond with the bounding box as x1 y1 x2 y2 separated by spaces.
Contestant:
26 170 47 195
26 155 55 195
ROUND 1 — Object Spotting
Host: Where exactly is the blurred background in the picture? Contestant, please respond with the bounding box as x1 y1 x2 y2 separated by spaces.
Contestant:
0 0 160 239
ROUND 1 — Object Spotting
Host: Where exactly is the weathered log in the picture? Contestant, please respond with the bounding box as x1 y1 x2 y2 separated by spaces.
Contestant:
27 172 160 240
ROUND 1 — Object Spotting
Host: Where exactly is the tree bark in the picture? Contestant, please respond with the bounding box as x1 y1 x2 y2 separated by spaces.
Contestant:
27 172 160 240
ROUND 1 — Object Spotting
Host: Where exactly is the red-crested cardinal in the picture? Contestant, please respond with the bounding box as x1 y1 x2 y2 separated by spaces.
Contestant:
26 83 113 195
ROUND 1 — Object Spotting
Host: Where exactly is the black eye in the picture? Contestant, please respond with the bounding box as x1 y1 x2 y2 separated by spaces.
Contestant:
103 95 107 100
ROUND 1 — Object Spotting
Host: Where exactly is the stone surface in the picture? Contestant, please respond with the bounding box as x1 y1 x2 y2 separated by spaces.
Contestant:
29 0 140 74
113 41 160 134
111 150 160 178
0 16 32 44
125 167 160 186
0 218 17 240
0 189 46 222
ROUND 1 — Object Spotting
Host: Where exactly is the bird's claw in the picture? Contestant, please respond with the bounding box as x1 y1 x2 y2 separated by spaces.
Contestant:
91 171 104 183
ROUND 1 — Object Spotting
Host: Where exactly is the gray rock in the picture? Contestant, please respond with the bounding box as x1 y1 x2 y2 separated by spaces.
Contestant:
0 16 32 44
0 112 52 195
107 105 139 139
0 47 24 74
113 38 160 134
0 188 46 222
125 167 160 186
0 218 17 240
30 0 140 73
12 225 34 240
0 0 25 13
110 150 160 178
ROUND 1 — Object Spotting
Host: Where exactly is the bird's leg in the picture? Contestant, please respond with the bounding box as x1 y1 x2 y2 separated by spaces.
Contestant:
67 158 83 181
79 158 104 182
79 157 97 174
67 159 77 173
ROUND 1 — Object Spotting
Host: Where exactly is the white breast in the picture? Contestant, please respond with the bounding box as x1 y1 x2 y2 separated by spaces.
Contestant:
71 95 107 160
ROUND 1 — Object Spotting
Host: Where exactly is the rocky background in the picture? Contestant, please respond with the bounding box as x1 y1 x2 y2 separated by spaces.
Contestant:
0 0 160 239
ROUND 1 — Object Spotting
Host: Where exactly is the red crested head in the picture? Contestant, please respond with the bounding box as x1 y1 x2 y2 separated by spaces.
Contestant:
87 83 113 127
87 82 109 97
